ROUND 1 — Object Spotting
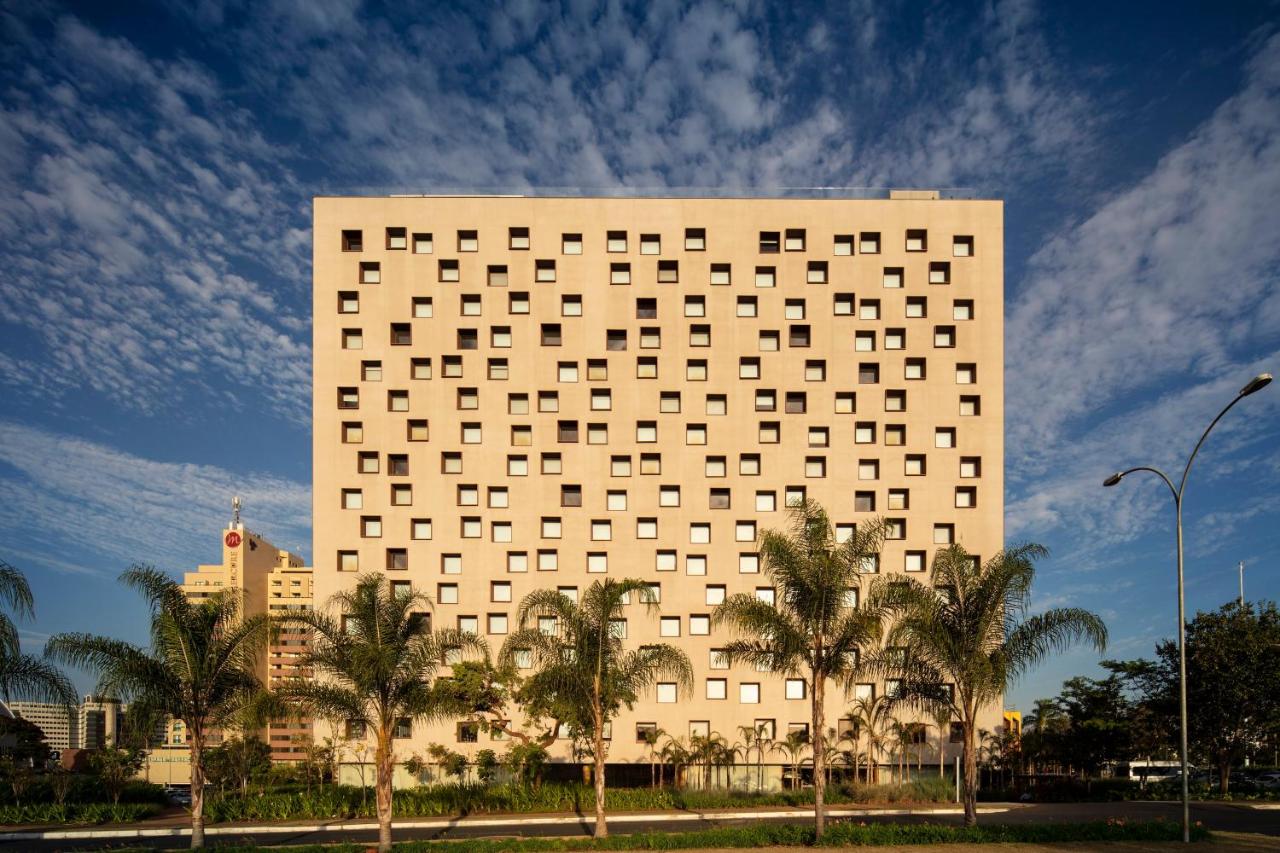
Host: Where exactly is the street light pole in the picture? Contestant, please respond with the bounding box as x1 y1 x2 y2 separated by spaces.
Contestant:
1103 372 1272 844
1238 561 1245 608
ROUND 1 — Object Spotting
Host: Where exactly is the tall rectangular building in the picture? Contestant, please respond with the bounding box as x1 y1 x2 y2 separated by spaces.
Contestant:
313 194 1003 766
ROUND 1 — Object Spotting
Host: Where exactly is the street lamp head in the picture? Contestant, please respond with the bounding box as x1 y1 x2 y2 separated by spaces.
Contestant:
1102 472 1124 487
1239 373 1273 397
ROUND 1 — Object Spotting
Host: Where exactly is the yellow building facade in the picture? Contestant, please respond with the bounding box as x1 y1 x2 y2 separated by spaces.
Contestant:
311 194 1005 771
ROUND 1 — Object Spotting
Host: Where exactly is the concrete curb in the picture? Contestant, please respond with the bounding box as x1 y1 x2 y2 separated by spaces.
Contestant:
0 805 1014 841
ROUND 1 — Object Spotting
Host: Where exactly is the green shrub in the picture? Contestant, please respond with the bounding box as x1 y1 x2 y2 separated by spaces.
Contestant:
0 802 160 825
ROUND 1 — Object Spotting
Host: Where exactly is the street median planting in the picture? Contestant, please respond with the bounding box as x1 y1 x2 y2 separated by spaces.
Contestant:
203 778 955 823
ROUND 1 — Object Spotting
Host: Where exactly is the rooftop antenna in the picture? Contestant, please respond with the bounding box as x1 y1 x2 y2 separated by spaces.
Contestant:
231 496 242 529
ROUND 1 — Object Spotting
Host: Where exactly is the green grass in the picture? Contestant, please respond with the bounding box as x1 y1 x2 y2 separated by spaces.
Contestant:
111 820 1212 851
202 778 956 823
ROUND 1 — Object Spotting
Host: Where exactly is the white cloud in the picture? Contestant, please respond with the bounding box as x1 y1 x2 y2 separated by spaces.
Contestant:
0 422 311 576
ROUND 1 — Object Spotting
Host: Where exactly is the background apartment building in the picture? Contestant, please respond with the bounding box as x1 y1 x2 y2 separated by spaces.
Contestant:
180 508 313 763
312 194 1004 771
7 695 120 754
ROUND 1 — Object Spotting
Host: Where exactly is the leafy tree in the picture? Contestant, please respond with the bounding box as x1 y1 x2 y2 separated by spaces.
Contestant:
659 735 691 790
427 743 468 781
500 740 548 788
46 566 268 848
273 573 481 853
475 749 499 784
434 658 562 748
880 544 1107 826
1157 601 1280 792
713 499 886 839
1053 671 1132 776
204 735 271 795
48 766 74 806
88 745 145 805
0 561 76 707
500 578 692 839
0 714 51 767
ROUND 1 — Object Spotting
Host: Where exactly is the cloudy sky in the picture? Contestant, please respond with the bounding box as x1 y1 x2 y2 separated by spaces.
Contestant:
1 0 1277 710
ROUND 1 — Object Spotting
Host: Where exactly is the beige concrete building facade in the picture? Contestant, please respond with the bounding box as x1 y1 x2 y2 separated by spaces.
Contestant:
312 194 1004 771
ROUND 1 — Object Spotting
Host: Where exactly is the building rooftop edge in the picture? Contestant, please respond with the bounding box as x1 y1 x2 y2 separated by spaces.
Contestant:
313 187 999 201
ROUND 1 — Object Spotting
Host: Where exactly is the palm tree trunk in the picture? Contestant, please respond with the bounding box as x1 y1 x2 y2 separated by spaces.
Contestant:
375 729 395 853
812 676 826 840
592 700 608 839
962 720 978 827
189 735 205 849
939 730 945 778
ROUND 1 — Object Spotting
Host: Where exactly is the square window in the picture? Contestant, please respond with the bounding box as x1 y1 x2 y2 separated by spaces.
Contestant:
784 228 806 251
640 234 661 255
438 260 459 282
906 296 927 318
341 229 363 251
905 454 926 476
441 554 462 574
637 357 658 379
562 233 582 254
960 395 982 416
339 291 360 313
660 617 680 637
785 679 807 700
759 231 780 253
834 234 854 255
488 614 509 635
935 427 956 448
487 265 509 287
509 226 530 250
740 683 761 704
835 392 856 414
412 232 432 254
740 453 761 475
537 550 558 572
507 552 528 573
883 267 903 289
934 524 955 544
706 585 727 605
957 363 977 384
342 422 364 444
491 581 512 603
834 293 855 315
656 550 677 572
859 232 880 254
906 229 927 252
359 262 380 284
906 551 926 572
960 456 982 478
956 486 977 508
885 328 905 350
659 485 681 507
756 491 776 512
931 262 951 285
611 455 632 477
607 230 627 253
807 261 828 283
755 266 776 288
706 679 727 700
739 553 760 574
587 553 608 573
736 296 757 318
657 260 678 282
637 517 657 539
954 235 975 257
712 263 733 286
685 228 706 250
457 230 478 252
342 329 363 350
805 360 827 381
859 299 881 320
935 325 956 348
341 488 362 510
858 459 879 480
855 331 876 352
690 523 711 544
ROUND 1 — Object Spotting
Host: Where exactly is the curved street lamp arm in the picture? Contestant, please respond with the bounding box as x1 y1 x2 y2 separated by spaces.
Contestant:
1116 466 1179 503
1179 392 1247 498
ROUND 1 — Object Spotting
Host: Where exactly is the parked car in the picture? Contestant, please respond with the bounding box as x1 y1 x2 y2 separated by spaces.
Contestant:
165 786 192 807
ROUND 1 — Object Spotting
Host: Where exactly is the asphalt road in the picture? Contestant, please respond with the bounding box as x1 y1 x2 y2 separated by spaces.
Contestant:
3 801 1278 851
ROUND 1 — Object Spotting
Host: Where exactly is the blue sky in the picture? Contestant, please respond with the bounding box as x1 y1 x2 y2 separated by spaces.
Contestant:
1 0 1278 712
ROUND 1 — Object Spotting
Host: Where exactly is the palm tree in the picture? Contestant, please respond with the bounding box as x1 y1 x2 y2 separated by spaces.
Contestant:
734 722 771 792
273 573 481 853
639 726 665 788
849 692 892 784
46 566 267 849
500 578 691 839
0 561 75 707
929 704 953 778
659 734 691 790
879 543 1107 826
713 499 885 839
772 728 810 790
